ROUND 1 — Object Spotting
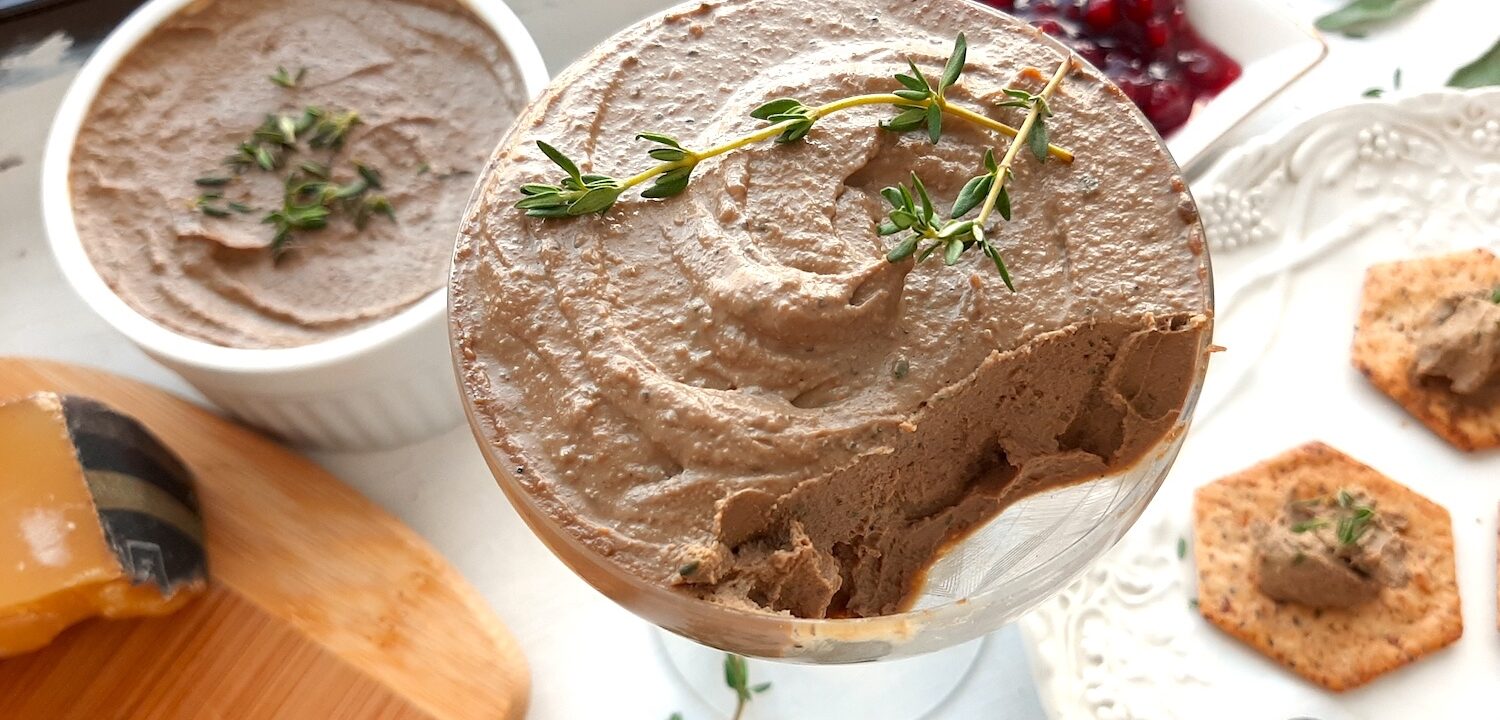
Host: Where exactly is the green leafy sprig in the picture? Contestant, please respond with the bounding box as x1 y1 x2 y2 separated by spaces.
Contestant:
877 165 1013 289
880 55 1073 289
723 654 771 720
1333 490 1377 546
515 34 1075 286
192 69 394 262
881 33 967 143
269 65 307 89
1288 489 1379 547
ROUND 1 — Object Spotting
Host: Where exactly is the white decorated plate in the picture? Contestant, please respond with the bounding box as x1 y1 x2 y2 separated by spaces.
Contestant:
1021 89 1500 719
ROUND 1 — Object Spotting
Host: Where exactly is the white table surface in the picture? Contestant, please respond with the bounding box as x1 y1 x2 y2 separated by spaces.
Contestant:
0 1 1494 718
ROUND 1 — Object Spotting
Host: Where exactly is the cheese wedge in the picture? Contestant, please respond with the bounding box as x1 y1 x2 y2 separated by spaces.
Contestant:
0 393 206 658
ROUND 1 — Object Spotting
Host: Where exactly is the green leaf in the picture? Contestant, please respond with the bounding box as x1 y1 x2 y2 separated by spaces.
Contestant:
195 176 231 187
904 59 930 91
642 167 693 198
894 74 927 92
892 357 910 379
882 107 927 132
1028 117 1050 163
943 238 964 266
525 206 573 218
642 179 688 199
1177 537 1187 560
889 210 917 230
752 682 772 694
356 163 383 189
1315 0 1429 36
1448 37 1500 89
897 185 916 214
536 141 582 182
982 241 1016 291
937 219 974 239
886 235 919 262
1034 95 1053 118
1362 87 1384 98
723 654 751 701
751 98 802 120
950 173 992 218
984 148 998 173
269 66 298 88
880 186 905 209
520 183 560 196
910 173 934 222
657 166 692 185
777 120 814 143
1290 519 1329 533
515 193 568 210
253 146 277 171
635 132 683 149
926 102 942 144
1336 507 1376 546
876 220 902 236
997 186 1012 221
941 33 967 91
648 147 688 162
893 89 931 102
567 186 620 215
916 242 942 263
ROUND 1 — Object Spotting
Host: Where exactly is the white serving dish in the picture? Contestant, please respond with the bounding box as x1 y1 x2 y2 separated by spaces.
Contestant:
41 0 549 450
1022 89 1500 719
1169 0 1326 172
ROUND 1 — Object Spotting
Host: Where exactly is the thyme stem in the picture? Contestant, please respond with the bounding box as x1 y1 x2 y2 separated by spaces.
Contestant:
617 92 1073 192
976 58 1074 227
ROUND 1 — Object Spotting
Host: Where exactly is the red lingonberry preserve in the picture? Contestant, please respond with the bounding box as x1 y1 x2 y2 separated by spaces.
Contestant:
977 0 1241 135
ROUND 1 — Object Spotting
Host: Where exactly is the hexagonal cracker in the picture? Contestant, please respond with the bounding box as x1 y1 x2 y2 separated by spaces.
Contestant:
1192 441 1461 691
1352 248 1500 451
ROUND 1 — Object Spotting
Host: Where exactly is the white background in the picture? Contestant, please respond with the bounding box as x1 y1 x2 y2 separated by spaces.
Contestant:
0 1 1495 718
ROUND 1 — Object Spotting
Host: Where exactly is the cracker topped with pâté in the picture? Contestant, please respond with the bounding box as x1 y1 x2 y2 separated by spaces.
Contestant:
1353 248 1500 451
1193 442 1461 691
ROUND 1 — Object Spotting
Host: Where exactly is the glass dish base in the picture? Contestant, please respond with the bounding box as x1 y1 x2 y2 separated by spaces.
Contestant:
658 628 986 719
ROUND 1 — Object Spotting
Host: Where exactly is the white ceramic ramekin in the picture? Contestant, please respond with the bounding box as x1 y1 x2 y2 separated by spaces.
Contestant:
42 0 548 451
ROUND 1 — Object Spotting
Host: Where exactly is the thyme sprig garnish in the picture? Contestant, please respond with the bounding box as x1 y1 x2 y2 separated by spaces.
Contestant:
191 69 394 262
269 65 307 89
878 56 1072 288
723 654 771 720
1333 489 1377 546
1289 489 1379 547
516 34 1075 285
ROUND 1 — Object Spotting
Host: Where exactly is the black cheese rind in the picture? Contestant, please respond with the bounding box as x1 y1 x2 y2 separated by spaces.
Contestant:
60 396 207 596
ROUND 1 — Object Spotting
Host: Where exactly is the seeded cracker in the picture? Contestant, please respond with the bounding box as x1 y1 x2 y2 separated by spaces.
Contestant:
1193 442 1461 691
1352 249 1500 451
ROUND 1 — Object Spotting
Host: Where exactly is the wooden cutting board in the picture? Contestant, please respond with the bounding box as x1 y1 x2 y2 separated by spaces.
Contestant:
0 358 528 719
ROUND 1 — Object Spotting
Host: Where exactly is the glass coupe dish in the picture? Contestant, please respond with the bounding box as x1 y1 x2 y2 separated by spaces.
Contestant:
449 0 1215 714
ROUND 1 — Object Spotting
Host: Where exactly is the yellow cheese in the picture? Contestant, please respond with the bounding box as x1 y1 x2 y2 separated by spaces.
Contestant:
0 393 206 658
